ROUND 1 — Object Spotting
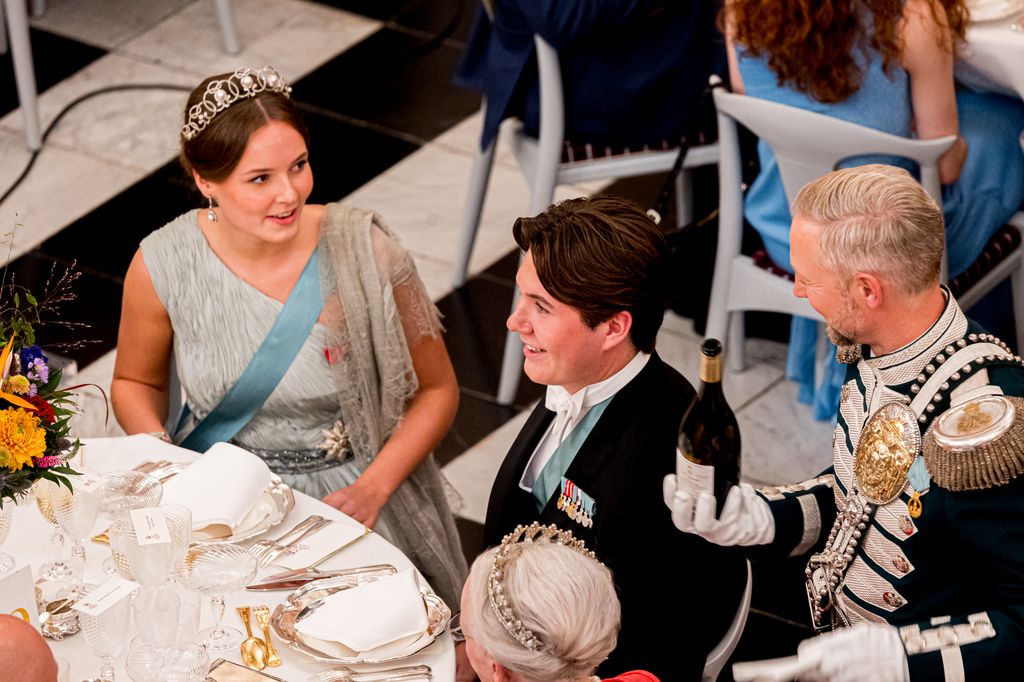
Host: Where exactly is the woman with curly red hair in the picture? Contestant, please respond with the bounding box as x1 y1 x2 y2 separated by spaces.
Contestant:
725 0 1024 418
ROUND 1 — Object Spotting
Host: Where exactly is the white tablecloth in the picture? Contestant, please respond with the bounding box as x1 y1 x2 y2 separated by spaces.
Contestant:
7 438 454 682
958 15 1024 99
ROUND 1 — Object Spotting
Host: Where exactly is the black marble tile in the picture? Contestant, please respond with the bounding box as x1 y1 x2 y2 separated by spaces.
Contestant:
35 162 199 282
299 107 420 203
291 28 480 143
437 273 544 408
435 388 518 468
2 250 122 368
392 0 477 44
0 28 106 119
455 515 485 564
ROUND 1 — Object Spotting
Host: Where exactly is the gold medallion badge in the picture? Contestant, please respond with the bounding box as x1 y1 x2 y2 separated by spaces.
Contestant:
854 402 922 505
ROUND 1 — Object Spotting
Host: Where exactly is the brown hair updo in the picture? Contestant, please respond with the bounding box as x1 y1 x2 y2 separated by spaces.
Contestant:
179 71 310 182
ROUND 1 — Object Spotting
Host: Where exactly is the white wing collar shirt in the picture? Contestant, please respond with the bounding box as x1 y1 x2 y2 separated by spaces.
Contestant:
519 351 651 494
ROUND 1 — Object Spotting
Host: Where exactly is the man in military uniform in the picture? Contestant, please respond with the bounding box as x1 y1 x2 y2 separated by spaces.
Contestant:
664 165 1024 680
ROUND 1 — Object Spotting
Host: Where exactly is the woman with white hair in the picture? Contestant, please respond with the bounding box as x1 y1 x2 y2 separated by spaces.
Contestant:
458 522 658 682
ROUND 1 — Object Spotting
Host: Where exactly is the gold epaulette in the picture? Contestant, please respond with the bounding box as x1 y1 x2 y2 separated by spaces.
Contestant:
923 396 1024 491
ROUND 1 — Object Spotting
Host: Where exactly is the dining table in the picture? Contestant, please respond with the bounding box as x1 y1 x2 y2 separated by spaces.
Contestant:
6 435 455 682
957 8 1024 100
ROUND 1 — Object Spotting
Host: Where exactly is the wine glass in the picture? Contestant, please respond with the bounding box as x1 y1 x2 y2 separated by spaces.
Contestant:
126 640 209 682
123 504 191 587
99 471 163 576
32 479 75 581
50 476 102 581
80 589 132 681
0 505 14 575
176 543 257 652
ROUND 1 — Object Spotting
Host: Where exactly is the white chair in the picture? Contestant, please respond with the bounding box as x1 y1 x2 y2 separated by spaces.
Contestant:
0 0 241 152
706 77 1024 372
456 31 719 405
703 558 753 682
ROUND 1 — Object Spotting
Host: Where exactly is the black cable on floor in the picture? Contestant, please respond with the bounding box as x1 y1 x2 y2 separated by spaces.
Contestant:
0 83 191 205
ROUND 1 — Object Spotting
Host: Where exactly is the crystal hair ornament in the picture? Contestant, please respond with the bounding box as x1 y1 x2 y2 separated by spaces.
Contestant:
487 522 597 652
181 66 292 141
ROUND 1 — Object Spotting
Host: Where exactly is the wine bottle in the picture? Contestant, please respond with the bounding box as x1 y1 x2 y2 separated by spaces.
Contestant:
676 338 741 517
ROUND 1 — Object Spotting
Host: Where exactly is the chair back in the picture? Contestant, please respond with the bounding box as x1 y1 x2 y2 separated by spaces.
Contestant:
703 559 752 682
712 86 956 204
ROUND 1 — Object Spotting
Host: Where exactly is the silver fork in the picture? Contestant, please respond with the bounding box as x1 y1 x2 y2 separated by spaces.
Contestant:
251 516 330 566
307 664 432 682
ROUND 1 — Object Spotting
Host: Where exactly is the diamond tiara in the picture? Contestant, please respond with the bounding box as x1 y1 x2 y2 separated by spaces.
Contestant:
181 66 292 141
487 522 597 652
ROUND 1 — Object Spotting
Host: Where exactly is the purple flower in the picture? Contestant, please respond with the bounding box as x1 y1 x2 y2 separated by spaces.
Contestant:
26 357 48 386
19 346 46 372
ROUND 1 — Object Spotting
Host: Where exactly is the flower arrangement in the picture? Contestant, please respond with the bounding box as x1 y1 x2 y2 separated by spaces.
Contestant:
0 264 83 507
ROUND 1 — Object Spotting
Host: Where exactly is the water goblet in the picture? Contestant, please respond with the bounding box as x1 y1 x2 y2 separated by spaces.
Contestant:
50 475 102 582
123 504 191 587
99 470 163 576
132 582 180 647
126 640 209 682
0 504 14 575
177 543 257 652
79 588 132 681
32 479 75 581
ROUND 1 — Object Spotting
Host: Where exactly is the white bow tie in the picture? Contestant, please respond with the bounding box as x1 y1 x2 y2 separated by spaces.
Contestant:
545 386 585 444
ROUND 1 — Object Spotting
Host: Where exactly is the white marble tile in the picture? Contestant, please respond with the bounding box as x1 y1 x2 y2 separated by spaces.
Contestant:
67 350 125 439
119 0 378 81
0 136 141 256
656 324 788 411
343 140 591 276
0 54 196 172
29 0 191 49
442 404 534 524
411 254 457 304
738 379 835 487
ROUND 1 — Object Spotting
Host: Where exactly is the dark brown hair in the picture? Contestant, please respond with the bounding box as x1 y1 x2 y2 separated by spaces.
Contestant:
513 196 669 353
728 0 968 103
179 73 310 182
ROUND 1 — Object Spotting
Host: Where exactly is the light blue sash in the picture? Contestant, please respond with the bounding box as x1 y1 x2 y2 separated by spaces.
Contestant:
180 250 323 452
532 396 612 510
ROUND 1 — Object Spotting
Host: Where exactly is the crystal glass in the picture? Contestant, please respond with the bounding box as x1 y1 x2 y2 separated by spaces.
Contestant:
32 479 75 581
50 476 102 581
99 471 163 576
55 657 70 682
176 544 257 652
123 504 191 587
80 589 132 681
126 641 209 682
132 583 180 647
0 505 14 575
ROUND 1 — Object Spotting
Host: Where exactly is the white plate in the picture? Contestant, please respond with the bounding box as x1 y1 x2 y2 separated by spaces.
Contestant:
270 570 450 664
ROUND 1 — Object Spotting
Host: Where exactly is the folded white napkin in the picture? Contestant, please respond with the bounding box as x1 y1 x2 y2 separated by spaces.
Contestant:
295 568 430 654
161 443 272 538
274 520 367 570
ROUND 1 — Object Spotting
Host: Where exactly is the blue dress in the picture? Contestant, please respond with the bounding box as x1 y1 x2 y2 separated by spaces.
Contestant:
737 43 1024 420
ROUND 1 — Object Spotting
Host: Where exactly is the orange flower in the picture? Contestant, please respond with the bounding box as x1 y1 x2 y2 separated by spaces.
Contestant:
0 407 46 471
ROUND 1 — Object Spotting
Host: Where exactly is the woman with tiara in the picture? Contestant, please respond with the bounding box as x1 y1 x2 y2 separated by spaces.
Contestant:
459 522 658 682
110 66 467 607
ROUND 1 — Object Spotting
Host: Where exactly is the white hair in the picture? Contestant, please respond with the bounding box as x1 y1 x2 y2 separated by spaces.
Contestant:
466 542 621 682
791 164 945 295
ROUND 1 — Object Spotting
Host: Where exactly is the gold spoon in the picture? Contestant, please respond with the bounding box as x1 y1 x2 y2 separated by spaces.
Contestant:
253 605 282 667
237 606 269 671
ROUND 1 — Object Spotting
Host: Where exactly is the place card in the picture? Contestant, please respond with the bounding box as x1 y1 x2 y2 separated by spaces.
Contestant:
72 576 138 618
129 507 172 546
0 565 38 628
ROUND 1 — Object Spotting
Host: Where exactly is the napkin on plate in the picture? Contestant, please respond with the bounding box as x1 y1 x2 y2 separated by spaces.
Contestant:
273 520 368 570
161 443 272 539
294 568 430 655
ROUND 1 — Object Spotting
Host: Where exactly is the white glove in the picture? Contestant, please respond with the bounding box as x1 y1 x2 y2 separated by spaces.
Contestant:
796 624 909 682
662 476 775 546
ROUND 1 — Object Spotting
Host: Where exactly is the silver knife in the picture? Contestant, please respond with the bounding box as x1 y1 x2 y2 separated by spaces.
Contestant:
257 526 372 583
246 563 396 592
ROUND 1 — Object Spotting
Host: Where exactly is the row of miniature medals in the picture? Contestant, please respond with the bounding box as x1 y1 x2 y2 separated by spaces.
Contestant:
806 332 1022 630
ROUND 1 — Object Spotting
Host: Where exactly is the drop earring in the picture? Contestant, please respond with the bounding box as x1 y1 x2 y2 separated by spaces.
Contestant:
207 197 218 223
